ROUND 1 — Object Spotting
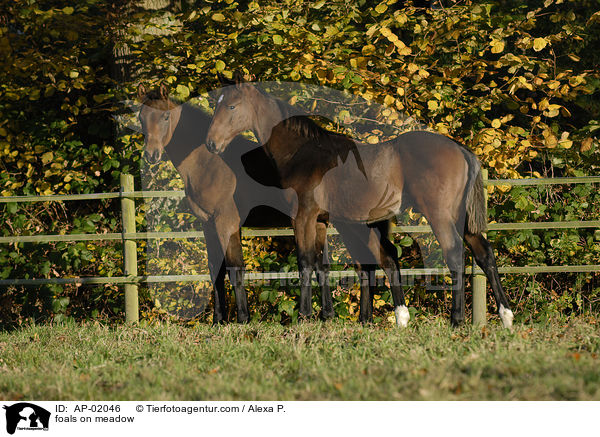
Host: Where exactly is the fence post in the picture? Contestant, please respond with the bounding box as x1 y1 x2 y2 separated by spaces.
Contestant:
472 168 488 326
120 173 138 322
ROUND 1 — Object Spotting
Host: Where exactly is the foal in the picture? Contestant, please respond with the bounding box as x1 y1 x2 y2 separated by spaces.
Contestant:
206 76 514 328
138 84 333 323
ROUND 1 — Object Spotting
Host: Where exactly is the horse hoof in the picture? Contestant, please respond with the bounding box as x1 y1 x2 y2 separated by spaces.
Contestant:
395 305 410 328
450 315 465 327
298 314 312 323
499 305 514 330
321 310 335 321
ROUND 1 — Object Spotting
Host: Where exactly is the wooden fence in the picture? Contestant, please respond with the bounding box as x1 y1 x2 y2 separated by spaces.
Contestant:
2 172 600 324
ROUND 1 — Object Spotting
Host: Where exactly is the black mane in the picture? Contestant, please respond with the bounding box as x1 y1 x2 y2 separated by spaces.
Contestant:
274 99 333 143
272 94 367 178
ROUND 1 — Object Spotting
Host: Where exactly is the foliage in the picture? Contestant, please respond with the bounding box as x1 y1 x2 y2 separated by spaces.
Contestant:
1 0 599 327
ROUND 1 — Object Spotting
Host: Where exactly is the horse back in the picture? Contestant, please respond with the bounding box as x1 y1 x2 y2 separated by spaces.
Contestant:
395 131 472 217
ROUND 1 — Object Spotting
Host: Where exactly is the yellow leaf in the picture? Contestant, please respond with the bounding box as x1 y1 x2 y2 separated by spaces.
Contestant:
547 80 560 90
544 104 561 117
580 138 593 152
397 45 412 56
491 40 505 54
212 13 225 22
375 3 388 13
533 37 547 52
384 95 395 106
483 144 494 154
393 39 405 50
407 63 418 74
380 27 392 38
395 12 408 25
544 134 557 148
362 44 376 56
41 151 53 165
366 135 379 144
427 100 438 110
491 119 501 128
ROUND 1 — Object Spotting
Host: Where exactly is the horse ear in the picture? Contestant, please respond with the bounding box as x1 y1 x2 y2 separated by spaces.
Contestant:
137 84 147 100
159 83 169 100
233 70 245 87
217 72 237 87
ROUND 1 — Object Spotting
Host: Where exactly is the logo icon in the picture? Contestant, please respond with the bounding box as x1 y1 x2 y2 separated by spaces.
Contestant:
3 403 50 435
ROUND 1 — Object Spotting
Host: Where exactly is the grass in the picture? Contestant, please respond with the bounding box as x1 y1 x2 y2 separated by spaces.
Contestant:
0 315 599 400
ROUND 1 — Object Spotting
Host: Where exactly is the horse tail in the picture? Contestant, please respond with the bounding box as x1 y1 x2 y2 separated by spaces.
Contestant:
463 152 487 234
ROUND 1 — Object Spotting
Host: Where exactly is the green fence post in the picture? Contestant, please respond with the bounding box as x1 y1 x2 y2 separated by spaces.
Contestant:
472 168 488 326
120 173 138 322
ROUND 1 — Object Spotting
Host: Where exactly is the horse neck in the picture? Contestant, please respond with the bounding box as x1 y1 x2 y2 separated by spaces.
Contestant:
252 94 302 167
166 103 211 169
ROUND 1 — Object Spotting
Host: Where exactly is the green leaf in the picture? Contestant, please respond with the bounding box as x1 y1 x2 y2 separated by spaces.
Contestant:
273 35 283 45
176 84 190 98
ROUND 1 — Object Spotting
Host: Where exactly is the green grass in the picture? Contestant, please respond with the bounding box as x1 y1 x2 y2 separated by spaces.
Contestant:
1 316 599 400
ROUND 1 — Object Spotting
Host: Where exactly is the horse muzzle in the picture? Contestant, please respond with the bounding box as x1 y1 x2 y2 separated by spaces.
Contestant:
206 139 217 153
144 149 162 164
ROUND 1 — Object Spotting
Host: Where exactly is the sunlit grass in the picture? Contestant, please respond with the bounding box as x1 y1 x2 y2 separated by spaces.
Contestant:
0 316 598 400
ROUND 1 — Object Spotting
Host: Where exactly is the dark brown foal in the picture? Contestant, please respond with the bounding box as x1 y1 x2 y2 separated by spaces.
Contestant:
206 76 514 328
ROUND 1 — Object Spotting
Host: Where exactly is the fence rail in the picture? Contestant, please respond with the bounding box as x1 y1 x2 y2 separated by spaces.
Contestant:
2 173 600 323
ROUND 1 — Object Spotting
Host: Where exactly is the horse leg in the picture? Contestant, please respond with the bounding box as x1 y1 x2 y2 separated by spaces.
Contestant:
213 203 249 324
293 203 320 320
203 220 229 324
224 229 249 323
315 221 334 320
464 231 513 328
372 221 410 327
428 216 466 327
335 222 377 323
359 265 377 323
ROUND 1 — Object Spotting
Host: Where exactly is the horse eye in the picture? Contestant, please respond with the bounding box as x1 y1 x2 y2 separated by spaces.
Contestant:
228 105 235 110
163 112 170 120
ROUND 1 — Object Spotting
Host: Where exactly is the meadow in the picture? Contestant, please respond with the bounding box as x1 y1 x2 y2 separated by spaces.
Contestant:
1 315 598 401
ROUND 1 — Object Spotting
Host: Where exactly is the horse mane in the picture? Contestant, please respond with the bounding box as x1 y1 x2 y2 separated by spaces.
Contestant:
268 90 367 178
273 98 333 143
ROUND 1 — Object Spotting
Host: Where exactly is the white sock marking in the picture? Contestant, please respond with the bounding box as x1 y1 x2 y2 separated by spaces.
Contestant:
395 305 410 328
499 304 514 329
